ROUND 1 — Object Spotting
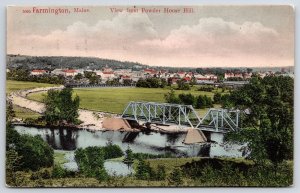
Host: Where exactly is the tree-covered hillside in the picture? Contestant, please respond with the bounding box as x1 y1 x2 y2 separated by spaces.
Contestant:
7 55 146 70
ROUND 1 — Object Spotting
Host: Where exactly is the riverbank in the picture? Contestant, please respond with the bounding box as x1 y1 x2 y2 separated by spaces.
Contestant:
9 85 190 133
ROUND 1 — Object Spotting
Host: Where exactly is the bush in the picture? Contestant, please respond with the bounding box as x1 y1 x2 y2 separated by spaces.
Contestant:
52 165 67 178
168 168 183 186
196 95 213 109
136 78 166 88
74 144 124 178
213 93 222 104
6 127 54 172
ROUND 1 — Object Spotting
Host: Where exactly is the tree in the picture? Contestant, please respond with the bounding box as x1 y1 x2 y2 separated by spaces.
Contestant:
6 127 54 172
177 79 190 90
44 88 80 125
6 99 15 125
190 77 197 86
124 146 134 164
164 88 180 104
135 159 153 180
17 135 54 171
178 93 195 106
226 76 293 166
74 73 83 80
213 93 222 104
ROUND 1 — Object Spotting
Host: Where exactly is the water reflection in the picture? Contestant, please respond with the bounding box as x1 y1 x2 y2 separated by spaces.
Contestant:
13 125 246 158
14 125 204 156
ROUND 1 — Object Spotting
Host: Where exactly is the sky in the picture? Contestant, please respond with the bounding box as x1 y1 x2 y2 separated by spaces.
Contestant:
7 5 294 68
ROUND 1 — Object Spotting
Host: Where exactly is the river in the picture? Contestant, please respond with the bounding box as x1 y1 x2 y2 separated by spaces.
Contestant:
13 125 247 174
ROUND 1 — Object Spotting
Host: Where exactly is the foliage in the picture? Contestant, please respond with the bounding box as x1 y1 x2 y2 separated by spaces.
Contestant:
155 165 167 181
7 68 65 84
176 79 190 90
165 89 213 109
6 99 15 123
227 77 244 81
6 127 54 172
135 159 154 180
136 77 166 88
225 76 293 165
168 168 183 186
52 165 67 179
178 93 195 106
74 144 123 178
181 159 292 187
123 146 134 164
195 95 213 109
164 88 181 104
102 141 124 160
7 54 145 70
6 148 23 186
198 86 214 92
44 88 80 125
213 92 222 104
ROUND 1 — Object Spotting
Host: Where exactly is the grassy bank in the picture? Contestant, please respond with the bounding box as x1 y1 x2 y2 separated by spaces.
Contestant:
13 105 41 120
6 80 59 94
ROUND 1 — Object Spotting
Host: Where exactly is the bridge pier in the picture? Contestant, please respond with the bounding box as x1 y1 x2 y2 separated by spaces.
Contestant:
210 132 224 143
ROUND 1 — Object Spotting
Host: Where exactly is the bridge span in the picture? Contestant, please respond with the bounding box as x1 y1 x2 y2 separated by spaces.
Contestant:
121 101 241 133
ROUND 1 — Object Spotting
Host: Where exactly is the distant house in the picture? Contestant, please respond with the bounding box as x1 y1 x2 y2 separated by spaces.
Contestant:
63 69 78 77
119 75 132 84
177 71 186 78
97 71 115 82
182 77 191 83
194 74 217 83
224 72 234 79
243 73 252 79
102 66 113 73
169 77 179 84
205 74 218 81
51 69 64 76
144 68 157 77
224 72 243 80
31 69 47 76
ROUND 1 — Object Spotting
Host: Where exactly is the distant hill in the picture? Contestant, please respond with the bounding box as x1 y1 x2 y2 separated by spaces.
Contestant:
6 55 147 70
6 54 294 73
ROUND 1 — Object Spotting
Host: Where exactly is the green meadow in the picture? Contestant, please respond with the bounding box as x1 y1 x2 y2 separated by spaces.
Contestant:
27 87 218 115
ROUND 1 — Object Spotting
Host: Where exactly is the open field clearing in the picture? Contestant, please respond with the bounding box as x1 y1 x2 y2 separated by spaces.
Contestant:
27 87 217 115
6 80 59 94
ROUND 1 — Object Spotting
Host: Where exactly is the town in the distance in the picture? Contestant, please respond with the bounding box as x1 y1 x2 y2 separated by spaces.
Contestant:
7 54 294 88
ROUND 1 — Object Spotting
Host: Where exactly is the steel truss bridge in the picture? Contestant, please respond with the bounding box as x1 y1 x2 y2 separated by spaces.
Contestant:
121 101 241 133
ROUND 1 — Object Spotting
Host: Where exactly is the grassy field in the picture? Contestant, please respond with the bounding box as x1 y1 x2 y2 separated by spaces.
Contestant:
27 86 219 115
13 105 41 119
6 80 59 94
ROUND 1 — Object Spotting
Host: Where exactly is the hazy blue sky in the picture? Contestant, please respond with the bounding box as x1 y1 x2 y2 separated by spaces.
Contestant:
7 5 294 67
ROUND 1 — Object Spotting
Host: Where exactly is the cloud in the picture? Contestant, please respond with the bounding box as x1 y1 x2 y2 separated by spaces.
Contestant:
139 17 284 57
9 12 158 55
8 15 293 67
